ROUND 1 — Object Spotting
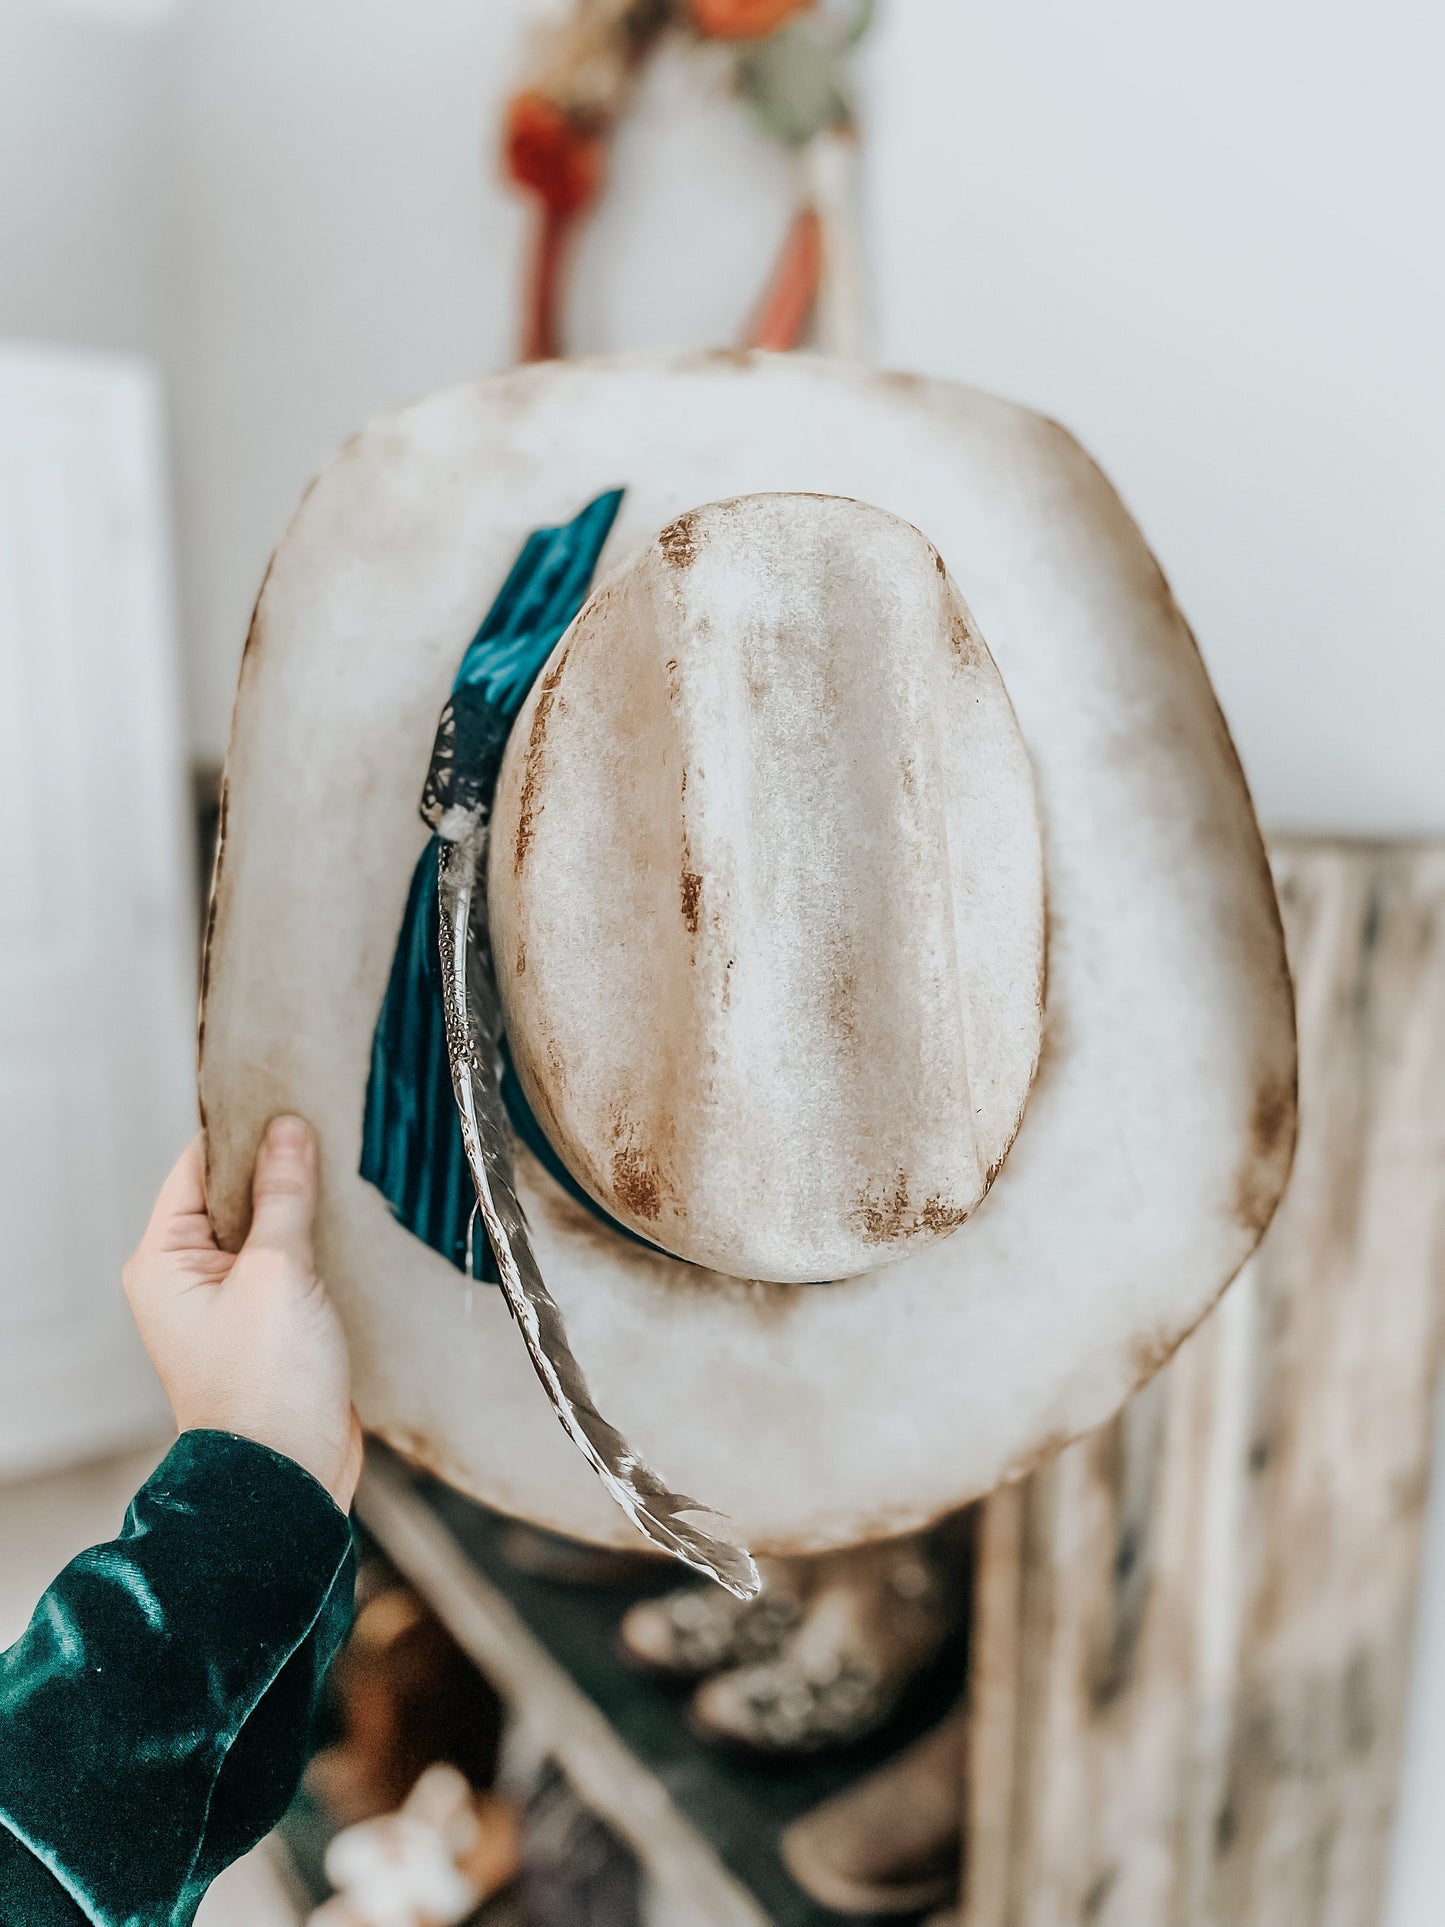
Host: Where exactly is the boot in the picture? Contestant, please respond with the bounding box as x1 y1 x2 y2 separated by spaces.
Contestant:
690 1540 955 1754
779 1706 963 1915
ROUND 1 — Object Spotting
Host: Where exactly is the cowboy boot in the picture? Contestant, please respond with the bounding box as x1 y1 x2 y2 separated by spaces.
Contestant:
688 1538 958 1754
780 1706 964 1915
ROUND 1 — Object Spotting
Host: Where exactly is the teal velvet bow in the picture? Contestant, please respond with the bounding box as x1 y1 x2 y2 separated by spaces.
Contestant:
0 1431 355 1926
359 488 635 1278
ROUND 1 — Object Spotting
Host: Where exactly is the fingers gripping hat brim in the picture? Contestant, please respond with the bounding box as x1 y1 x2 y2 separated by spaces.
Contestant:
200 354 1295 1556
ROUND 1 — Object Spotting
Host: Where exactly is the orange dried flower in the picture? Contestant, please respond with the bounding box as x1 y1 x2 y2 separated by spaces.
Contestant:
503 90 605 217
688 0 814 40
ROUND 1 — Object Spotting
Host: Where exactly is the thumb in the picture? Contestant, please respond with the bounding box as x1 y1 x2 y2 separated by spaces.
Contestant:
245 1114 319 1263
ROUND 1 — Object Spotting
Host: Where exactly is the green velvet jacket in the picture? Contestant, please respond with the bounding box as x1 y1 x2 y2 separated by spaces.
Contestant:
0 1430 356 1926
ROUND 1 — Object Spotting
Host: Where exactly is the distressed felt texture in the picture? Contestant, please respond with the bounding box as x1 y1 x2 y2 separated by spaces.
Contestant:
201 357 1296 1554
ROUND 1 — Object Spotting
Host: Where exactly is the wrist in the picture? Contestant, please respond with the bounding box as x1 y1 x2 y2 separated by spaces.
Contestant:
173 1400 360 1512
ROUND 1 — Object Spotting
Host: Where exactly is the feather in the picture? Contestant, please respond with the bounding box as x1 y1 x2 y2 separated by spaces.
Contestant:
437 828 760 1598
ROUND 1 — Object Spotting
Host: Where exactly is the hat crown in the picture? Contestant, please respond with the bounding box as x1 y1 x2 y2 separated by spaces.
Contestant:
488 493 1045 1283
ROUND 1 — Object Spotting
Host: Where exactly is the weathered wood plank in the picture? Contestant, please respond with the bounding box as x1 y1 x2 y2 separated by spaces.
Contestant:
961 841 1445 1927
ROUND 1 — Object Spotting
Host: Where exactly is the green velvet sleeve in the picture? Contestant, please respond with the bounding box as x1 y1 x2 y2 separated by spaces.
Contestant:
0 1429 356 1927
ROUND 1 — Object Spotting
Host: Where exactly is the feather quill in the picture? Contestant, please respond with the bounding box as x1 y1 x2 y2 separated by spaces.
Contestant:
436 826 760 1598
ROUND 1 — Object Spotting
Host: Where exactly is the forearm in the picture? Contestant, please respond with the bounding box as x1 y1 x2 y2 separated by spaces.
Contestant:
0 1430 355 1927
0 1823 87 1925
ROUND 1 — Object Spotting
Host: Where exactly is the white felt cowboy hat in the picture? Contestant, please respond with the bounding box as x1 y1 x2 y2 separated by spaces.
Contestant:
200 352 1295 1563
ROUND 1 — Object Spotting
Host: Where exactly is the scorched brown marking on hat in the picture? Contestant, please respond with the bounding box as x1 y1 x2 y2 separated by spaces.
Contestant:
949 610 983 666
658 512 700 570
512 1026 570 1153
825 964 860 1046
851 1171 968 1247
513 649 569 878
545 1038 567 1087
237 553 278 677
199 540 278 1108
613 1149 664 1222
382 1425 476 1497
610 1129 669 1224
680 867 703 937
1126 1328 1181 1389
196 776 230 1060
1234 1075 1297 1238
1077 492 1299 1254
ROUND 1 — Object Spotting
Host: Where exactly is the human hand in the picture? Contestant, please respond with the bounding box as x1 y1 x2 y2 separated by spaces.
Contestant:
124 1116 363 1511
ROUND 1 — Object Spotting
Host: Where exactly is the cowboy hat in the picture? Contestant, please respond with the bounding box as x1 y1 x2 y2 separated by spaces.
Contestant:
200 352 1295 1557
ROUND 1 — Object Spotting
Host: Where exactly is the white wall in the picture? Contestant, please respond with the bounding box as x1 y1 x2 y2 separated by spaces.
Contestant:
5 0 1439 830
864 0 1445 837
164 0 797 764
0 3 177 358
163 0 523 764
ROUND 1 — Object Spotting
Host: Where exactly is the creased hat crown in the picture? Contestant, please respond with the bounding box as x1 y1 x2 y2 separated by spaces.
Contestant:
489 492 1046 1283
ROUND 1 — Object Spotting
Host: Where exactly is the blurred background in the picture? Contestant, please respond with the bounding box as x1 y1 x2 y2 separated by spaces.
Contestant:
0 2 1441 1923
5 0 1442 824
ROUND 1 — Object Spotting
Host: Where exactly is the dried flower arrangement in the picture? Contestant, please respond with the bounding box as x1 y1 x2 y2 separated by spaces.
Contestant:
501 0 875 358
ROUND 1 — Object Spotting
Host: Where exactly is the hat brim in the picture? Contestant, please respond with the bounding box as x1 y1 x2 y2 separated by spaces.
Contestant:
200 353 1295 1554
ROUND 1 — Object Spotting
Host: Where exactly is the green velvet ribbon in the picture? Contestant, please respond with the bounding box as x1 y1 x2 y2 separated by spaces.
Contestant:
359 488 634 1279
0 1431 355 1926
